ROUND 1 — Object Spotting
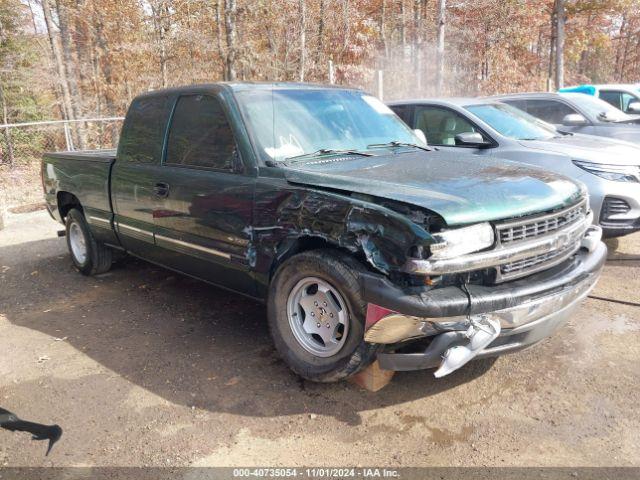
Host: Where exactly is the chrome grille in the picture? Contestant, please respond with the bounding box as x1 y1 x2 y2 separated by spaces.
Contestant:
499 242 579 280
493 198 589 282
497 199 587 245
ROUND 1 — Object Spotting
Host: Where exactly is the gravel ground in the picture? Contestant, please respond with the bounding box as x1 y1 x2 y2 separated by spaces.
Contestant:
0 209 639 468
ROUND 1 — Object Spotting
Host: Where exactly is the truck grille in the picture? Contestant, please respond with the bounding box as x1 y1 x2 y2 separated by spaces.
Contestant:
497 199 587 245
493 198 588 282
499 242 579 280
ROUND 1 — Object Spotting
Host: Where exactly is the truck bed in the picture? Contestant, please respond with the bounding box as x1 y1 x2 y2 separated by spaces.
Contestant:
42 149 117 227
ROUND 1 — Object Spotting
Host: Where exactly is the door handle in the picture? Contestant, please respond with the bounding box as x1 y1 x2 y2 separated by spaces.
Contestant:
153 182 170 198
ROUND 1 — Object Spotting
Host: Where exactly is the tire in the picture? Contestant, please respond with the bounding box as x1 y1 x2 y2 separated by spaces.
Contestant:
65 208 112 276
268 249 380 382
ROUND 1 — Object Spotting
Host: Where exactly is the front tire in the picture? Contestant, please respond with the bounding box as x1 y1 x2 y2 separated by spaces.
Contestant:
268 249 379 382
66 208 112 276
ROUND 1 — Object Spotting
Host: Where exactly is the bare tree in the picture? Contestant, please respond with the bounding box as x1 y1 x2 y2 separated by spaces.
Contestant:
0 78 15 167
379 0 388 59
413 0 422 91
56 0 86 148
150 0 171 88
315 0 325 71
41 0 75 125
399 0 406 53
547 5 555 92
342 0 350 56
224 0 238 81
299 0 306 81
215 0 224 77
0 18 15 167
93 9 117 115
436 0 446 95
555 0 565 89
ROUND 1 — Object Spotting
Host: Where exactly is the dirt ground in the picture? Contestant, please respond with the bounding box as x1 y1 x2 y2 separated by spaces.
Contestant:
0 209 639 468
0 164 42 209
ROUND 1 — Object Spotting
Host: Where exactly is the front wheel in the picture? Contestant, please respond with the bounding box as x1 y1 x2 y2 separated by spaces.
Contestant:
66 208 112 276
267 249 379 382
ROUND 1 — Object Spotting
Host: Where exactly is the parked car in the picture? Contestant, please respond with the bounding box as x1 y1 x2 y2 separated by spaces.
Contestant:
493 92 640 145
43 83 605 382
389 98 640 237
559 84 640 114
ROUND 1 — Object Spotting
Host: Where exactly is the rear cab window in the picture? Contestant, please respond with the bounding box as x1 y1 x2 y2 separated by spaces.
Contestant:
118 95 172 164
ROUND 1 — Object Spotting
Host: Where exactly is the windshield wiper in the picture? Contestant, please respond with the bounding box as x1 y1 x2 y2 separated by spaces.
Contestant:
367 141 432 152
285 148 373 162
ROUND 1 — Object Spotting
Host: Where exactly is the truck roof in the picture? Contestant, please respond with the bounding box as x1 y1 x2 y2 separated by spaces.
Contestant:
133 82 360 100
388 97 496 107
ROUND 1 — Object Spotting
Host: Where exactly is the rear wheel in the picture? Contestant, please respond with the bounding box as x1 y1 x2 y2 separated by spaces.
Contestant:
268 249 379 382
65 208 112 276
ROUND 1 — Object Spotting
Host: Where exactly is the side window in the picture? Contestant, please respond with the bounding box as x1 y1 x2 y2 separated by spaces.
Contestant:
621 93 636 112
165 94 237 171
118 95 172 164
390 105 413 125
414 106 477 146
523 100 576 124
599 91 622 110
503 99 528 112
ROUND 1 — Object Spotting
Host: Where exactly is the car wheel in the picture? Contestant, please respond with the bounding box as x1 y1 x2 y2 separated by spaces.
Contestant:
268 249 380 382
66 208 112 276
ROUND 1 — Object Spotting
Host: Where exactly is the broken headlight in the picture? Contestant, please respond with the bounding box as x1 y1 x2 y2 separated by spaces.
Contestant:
429 222 495 260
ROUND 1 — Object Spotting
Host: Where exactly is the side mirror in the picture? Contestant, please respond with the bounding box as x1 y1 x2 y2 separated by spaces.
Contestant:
626 101 640 114
562 113 588 126
454 132 490 148
413 129 428 145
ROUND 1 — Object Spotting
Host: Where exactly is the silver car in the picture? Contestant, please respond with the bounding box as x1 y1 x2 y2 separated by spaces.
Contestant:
493 92 640 145
389 98 640 237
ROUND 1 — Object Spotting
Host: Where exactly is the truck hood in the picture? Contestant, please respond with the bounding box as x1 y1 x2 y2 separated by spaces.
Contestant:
283 149 583 226
520 134 640 165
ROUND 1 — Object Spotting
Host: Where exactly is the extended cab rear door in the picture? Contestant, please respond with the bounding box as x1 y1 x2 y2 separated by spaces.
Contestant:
111 93 172 260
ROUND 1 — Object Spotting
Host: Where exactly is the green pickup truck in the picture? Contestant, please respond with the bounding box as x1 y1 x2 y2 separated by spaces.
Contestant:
42 83 606 382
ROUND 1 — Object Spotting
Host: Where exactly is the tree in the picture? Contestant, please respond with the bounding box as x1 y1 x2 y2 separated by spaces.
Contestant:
41 0 75 125
555 0 565 89
56 0 86 148
2 0 640 135
436 0 446 94
299 0 306 81
224 0 237 81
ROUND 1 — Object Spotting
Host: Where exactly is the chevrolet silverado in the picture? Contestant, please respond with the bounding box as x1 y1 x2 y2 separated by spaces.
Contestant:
42 83 606 382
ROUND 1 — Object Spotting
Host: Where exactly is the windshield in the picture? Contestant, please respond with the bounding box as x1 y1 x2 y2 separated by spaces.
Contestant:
560 92 632 122
234 88 421 162
465 102 557 140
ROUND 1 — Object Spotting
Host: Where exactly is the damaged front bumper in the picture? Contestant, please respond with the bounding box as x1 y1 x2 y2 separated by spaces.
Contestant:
361 234 607 375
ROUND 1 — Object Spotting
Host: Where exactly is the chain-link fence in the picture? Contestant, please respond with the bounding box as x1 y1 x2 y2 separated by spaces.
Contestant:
0 117 124 167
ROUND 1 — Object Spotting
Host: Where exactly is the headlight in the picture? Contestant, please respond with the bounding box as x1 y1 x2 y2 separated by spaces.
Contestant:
429 222 495 260
573 160 640 183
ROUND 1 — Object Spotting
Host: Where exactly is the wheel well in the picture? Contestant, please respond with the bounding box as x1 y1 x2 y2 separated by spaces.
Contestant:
57 192 82 220
269 236 368 280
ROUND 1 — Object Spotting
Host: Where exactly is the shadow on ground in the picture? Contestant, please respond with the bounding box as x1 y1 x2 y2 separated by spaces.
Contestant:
0 237 497 426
